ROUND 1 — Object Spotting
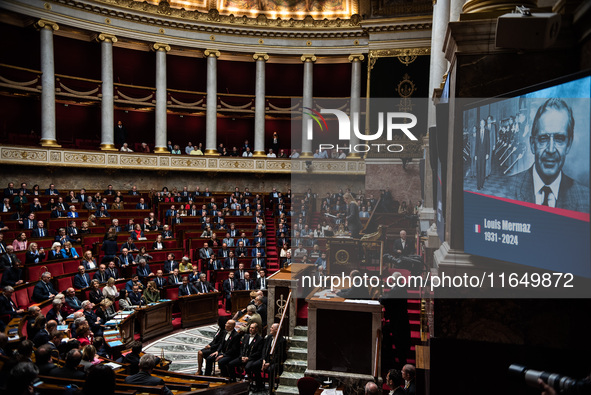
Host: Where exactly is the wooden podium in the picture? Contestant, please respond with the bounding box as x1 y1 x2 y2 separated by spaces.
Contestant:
231 290 254 313
178 292 220 328
119 312 136 346
135 301 174 341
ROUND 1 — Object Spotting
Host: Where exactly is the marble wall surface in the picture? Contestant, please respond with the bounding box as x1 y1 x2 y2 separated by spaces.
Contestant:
365 160 422 204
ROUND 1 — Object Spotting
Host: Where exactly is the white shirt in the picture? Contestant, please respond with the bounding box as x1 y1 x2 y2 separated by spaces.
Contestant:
267 153 276 158
532 168 561 207
242 152 253 157
290 152 300 158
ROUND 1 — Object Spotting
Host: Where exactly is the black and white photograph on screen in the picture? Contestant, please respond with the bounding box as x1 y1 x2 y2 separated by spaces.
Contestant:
463 84 590 214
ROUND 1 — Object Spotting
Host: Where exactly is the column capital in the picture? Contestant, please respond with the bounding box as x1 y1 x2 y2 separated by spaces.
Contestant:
98 33 118 44
301 54 317 63
204 49 221 58
153 43 171 52
253 53 269 61
36 19 59 31
348 54 365 62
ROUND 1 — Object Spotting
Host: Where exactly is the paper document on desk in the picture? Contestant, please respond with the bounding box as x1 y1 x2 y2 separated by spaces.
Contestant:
321 389 343 395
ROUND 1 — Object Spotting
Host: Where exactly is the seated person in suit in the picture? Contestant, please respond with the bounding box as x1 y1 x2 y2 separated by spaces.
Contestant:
73 266 92 289
199 242 214 261
93 264 109 284
163 253 178 274
129 284 143 306
178 276 198 296
120 237 138 253
255 270 268 290
153 270 167 290
65 287 83 311
1 260 23 287
251 252 266 269
82 300 103 336
48 348 86 380
224 251 238 270
0 285 25 319
31 220 48 238
240 271 254 292
178 256 193 272
217 243 231 259
118 248 136 267
235 241 248 258
168 268 183 286
125 274 144 293
204 319 241 377
32 272 58 303
143 281 161 304
227 322 263 382
195 273 214 294
234 263 248 281
393 230 414 258
135 198 148 210
106 261 120 280
136 259 153 283
124 354 173 395
207 254 223 271
197 319 225 375
161 224 173 239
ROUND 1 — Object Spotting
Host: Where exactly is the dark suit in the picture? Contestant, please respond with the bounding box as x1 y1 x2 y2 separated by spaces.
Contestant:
31 227 48 238
255 277 268 290
227 333 263 380
1 266 22 287
93 270 109 283
234 269 247 281
223 278 239 311
32 280 57 303
163 260 178 274
48 365 86 380
178 283 198 296
240 278 254 291
65 295 83 311
195 280 214 293
73 273 91 289
0 294 21 318
475 125 490 189
393 238 414 257
32 328 51 347
204 329 241 376
510 167 590 213
129 291 143 306
0 253 19 269
168 274 182 286
124 371 173 395
154 276 167 290
346 202 362 238
21 218 37 230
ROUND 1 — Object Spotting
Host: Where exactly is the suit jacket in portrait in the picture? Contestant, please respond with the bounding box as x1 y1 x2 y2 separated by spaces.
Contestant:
178 283 198 296
73 273 91 289
510 167 590 213
124 371 173 395
32 281 57 303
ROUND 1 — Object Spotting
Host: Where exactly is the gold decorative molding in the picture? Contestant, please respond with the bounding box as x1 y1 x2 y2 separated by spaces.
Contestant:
253 151 266 158
97 33 118 43
204 49 221 58
0 145 362 174
253 53 269 62
301 54 317 63
348 54 365 62
153 42 171 52
35 19 59 31
369 47 431 60
40 139 61 148
153 146 169 153
99 143 118 151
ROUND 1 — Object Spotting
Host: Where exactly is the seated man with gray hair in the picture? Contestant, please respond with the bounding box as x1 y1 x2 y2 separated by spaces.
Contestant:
32 271 58 303
124 353 173 395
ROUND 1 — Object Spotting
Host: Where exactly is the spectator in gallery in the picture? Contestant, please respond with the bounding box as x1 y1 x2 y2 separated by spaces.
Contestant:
242 147 253 157
166 141 173 152
115 120 127 147
221 147 229 156
140 142 150 153
171 145 181 155
120 143 133 152
290 149 299 158
230 147 240 157
242 139 251 153
271 131 279 153
360 206 370 218
217 143 225 154
190 146 204 155
185 142 194 155
267 149 276 158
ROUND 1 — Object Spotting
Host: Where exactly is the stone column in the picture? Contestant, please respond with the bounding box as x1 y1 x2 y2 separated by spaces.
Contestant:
424 0 450 210
450 0 466 21
204 49 220 155
37 20 60 147
153 43 171 153
300 54 316 158
253 53 269 158
98 33 118 151
348 54 364 159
